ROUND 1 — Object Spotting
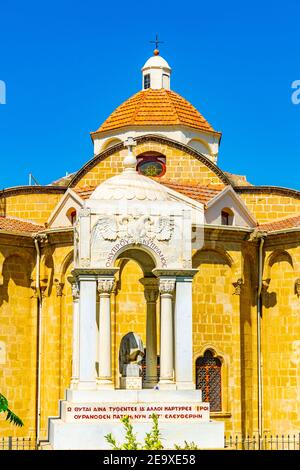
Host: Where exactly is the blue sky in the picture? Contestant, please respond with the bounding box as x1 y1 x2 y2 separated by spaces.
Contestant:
0 0 299 189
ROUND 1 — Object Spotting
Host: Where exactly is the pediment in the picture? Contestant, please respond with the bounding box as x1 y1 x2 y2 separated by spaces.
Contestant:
205 186 256 228
48 189 84 228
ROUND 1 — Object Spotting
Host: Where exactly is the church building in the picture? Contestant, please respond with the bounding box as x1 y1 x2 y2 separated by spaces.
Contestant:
1 47 300 445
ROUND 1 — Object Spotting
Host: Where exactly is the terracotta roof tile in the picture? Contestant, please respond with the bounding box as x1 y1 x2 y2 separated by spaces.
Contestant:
74 181 222 205
92 89 219 135
258 215 300 232
0 217 43 234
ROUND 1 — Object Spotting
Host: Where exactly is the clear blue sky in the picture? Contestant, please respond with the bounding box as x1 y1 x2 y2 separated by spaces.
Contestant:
0 0 299 189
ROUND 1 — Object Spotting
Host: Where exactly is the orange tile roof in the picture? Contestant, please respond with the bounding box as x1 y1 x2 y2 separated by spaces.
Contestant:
92 89 219 135
258 215 300 232
161 181 222 204
0 217 43 234
74 181 222 205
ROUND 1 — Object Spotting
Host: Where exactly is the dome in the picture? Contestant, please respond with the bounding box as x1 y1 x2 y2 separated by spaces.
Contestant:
92 88 217 136
90 168 170 201
142 55 171 70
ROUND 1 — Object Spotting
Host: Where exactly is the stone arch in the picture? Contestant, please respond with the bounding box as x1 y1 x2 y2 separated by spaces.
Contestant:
0 252 36 434
192 247 234 269
265 249 294 279
68 134 231 188
112 245 158 276
112 255 147 387
58 250 74 283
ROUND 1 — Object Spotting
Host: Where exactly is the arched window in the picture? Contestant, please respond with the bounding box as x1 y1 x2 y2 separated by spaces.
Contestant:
196 350 222 412
66 208 77 225
221 208 234 226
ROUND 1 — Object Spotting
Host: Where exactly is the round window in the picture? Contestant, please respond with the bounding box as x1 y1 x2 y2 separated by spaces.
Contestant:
138 161 165 177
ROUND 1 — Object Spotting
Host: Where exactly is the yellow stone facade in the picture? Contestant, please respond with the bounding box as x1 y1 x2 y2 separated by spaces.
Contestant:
0 132 299 443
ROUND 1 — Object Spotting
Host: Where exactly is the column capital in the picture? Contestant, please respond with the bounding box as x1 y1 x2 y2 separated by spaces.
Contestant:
159 278 176 296
97 277 115 296
140 278 159 303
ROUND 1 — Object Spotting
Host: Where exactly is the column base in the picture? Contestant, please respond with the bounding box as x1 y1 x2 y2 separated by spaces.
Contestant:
143 379 158 389
77 381 97 391
158 380 177 390
175 381 196 390
96 379 114 390
70 379 79 390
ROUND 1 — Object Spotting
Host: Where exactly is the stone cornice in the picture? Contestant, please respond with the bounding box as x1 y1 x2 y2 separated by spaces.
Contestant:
0 186 66 197
235 185 300 198
203 225 253 243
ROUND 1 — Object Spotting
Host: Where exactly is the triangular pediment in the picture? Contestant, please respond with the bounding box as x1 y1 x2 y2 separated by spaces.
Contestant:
205 186 256 227
48 189 84 228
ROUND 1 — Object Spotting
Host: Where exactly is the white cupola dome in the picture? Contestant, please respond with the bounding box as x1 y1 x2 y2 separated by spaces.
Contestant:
141 49 171 90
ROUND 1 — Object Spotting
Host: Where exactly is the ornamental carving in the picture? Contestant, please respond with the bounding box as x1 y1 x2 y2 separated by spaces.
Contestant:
54 280 64 297
71 282 80 300
97 278 115 295
141 279 159 303
159 279 176 296
232 278 243 295
92 214 174 245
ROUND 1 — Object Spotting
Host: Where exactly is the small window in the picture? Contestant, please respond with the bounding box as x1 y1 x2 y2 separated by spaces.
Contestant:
144 74 151 89
67 208 77 225
221 211 229 225
221 208 234 226
162 73 170 89
196 350 222 412
137 152 166 178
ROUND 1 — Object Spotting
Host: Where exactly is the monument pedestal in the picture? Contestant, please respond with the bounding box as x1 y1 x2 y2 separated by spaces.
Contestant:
48 389 224 449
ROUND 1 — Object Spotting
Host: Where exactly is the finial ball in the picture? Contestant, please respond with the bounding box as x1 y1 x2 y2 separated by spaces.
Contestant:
154 49 160 56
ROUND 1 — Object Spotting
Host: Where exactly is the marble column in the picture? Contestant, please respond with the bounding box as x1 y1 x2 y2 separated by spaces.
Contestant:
141 278 159 388
97 277 115 389
159 278 176 389
77 274 97 389
174 276 195 390
70 281 80 388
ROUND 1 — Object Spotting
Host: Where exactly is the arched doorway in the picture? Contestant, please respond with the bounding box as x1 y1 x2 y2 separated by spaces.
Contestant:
114 247 159 389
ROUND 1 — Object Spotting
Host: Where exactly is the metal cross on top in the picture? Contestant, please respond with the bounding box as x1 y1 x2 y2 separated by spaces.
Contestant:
150 34 164 51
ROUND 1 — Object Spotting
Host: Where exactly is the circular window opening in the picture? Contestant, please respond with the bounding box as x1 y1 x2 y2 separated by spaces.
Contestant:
138 160 165 177
137 152 166 177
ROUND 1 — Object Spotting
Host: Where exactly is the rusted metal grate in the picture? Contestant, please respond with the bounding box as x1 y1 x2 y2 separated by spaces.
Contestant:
224 434 300 450
196 350 222 411
0 436 37 450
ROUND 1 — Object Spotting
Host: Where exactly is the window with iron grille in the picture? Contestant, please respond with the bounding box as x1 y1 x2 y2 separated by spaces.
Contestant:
144 74 151 89
196 350 222 412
